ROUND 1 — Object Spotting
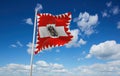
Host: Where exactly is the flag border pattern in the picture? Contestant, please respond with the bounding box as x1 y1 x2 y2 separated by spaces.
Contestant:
35 12 73 54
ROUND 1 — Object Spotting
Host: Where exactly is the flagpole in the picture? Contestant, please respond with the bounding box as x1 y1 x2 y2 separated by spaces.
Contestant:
30 9 37 76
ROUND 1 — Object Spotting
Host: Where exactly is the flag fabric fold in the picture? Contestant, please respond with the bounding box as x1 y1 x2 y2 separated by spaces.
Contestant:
35 12 73 54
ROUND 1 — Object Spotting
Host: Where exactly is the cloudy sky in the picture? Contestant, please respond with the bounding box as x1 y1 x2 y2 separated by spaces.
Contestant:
0 0 120 76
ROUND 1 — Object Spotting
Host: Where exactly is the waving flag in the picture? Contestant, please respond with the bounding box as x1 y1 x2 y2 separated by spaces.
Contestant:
35 12 73 54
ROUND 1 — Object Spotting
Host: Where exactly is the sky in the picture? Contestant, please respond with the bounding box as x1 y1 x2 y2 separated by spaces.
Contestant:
0 0 120 76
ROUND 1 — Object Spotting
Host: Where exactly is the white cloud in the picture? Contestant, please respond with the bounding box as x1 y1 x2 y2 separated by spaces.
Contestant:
117 21 120 29
10 44 17 48
74 60 120 76
26 42 35 54
24 18 33 25
36 60 49 67
1 60 120 76
66 29 79 48
26 42 51 55
35 3 43 11
106 1 112 7
16 41 23 47
86 40 120 60
0 60 69 76
85 54 92 59
0 63 30 76
10 41 23 48
24 4 42 26
66 29 86 48
24 4 43 26
102 11 108 17
78 38 87 45
51 63 64 70
102 11 110 17
102 2 120 18
74 12 98 36
111 6 120 15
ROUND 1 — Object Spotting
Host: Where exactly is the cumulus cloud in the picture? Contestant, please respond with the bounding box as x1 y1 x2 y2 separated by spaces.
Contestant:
66 29 79 48
74 60 120 76
85 54 91 59
1 60 120 76
74 12 98 36
66 29 86 48
36 60 50 68
86 40 120 60
0 60 69 76
0 63 30 76
24 18 33 25
117 21 120 29
78 38 87 45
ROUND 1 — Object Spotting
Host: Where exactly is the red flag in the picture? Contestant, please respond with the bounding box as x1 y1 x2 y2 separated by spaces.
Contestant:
35 12 73 54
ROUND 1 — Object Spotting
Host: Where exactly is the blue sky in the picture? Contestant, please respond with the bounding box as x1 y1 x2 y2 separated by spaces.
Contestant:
0 0 120 76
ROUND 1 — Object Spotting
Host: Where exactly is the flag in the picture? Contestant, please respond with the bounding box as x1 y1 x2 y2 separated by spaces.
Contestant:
35 12 73 54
